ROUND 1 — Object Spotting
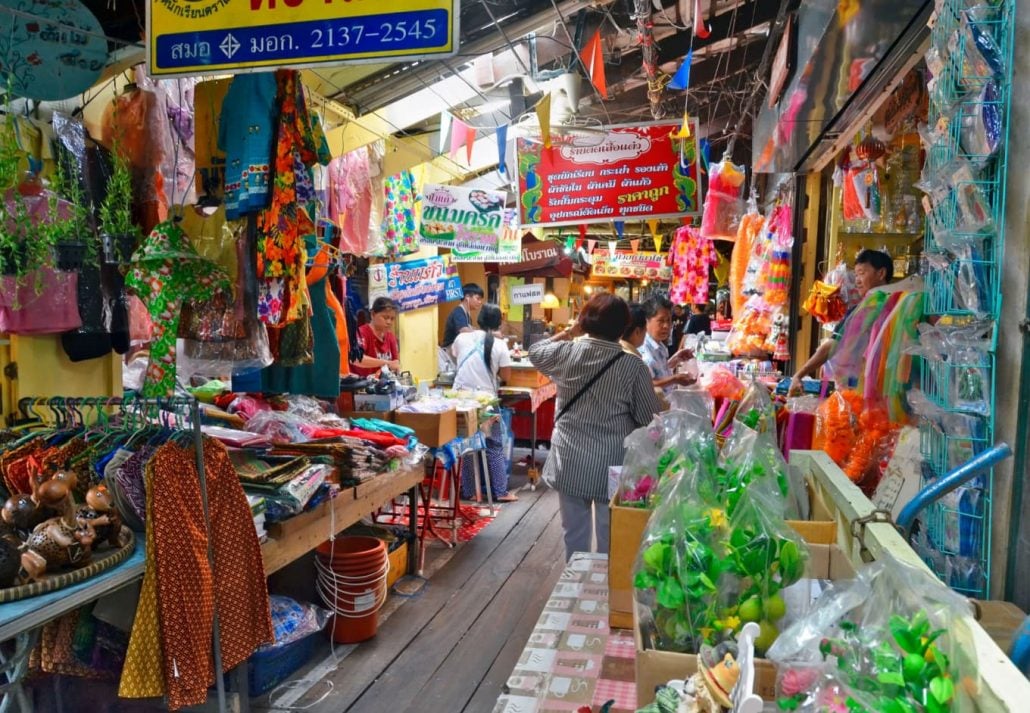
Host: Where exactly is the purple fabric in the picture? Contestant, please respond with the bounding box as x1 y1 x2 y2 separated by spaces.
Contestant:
0 268 82 334
114 445 157 524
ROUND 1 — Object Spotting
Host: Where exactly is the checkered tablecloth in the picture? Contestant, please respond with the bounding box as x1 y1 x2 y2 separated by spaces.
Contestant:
494 553 637 713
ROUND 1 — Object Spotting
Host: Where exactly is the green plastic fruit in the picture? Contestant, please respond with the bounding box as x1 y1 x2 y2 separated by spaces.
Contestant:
903 652 927 682
739 596 763 623
755 620 779 651
763 593 787 621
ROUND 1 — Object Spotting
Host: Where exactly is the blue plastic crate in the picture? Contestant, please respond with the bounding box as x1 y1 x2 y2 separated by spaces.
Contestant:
247 631 321 697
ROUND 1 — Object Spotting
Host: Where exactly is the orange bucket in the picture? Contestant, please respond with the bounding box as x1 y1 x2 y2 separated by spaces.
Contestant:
315 537 390 644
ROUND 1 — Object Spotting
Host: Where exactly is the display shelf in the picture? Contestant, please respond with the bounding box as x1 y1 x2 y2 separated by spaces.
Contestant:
261 465 422 575
917 0 1014 599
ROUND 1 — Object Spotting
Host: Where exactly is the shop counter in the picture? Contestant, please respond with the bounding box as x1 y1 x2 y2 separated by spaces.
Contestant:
499 382 558 486
791 450 1030 711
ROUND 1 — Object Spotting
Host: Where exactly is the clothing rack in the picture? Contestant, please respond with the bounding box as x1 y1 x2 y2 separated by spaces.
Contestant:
13 395 230 713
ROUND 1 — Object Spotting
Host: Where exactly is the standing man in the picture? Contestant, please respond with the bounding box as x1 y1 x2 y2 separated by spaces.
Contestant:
789 249 892 395
640 295 696 392
439 284 484 372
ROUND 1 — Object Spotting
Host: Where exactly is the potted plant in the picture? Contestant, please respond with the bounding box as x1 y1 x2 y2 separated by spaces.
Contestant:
98 142 139 265
45 156 94 271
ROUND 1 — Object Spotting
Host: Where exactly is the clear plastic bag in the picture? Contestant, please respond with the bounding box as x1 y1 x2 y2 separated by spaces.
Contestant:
260 595 330 651
700 365 745 401
734 380 776 434
245 410 313 444
961 81 1003 161
616 421 664 508
716 424 797 517
813 391 861 467
769 554 977 713
700 159 747 241
633 445 807 655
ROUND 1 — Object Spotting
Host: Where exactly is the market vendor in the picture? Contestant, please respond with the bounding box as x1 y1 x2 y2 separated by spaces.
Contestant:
441 283 484 349
640 296 696 392
789 249 892 395
350 297 401 377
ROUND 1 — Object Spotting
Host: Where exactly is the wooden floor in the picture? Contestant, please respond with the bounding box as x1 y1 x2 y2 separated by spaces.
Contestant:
256 470 564 713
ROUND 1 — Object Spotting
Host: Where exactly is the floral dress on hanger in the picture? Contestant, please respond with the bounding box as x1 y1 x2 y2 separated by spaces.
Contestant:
667 225 719 305
125 221 232 397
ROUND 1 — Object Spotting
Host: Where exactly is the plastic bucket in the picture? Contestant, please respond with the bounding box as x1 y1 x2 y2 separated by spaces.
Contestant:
315 537 390 644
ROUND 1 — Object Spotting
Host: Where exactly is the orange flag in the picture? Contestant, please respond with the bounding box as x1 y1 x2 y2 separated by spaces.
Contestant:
579 30 608 100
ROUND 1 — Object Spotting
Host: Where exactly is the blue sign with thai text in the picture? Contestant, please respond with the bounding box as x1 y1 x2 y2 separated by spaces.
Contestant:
368 255 462 313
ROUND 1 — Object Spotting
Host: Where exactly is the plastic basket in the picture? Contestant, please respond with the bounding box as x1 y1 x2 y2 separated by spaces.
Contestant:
247 631 321 697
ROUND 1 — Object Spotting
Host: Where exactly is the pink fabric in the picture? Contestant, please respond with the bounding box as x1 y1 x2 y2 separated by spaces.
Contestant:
0 268 81 334
328 149 373 255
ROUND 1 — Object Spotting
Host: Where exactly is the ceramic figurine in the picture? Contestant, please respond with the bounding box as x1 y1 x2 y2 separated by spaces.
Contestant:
678 643 741 713
2 493 45 533
19 479 95 582
76 485 124 548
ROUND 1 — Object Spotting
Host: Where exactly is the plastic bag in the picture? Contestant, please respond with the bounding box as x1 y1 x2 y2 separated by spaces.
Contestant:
769 554 977 713
716 423 795 516
259 595 330 651
959 7 1005 91
961 81 1003 161
245 410 313 444
813 391 861 466
734 380 777 434
633 443 807 655
842 406 900 491
616 421 664 508
700 159 747 241
700 365 745 401
802 280 847 324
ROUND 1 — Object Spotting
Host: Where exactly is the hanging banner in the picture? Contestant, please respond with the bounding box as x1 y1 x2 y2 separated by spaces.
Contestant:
147 0 458 77
509 282 545 305
498 237 569 276
591 250 672 281
419 183 508 251
367 255 462 312
517 120 702 228
450 209 521 263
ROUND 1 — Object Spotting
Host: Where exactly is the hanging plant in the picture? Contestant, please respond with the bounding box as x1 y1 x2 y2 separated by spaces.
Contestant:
43 155 95 271
98 134 139 265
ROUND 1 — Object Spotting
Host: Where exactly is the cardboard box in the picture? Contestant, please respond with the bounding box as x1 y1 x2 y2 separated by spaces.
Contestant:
341 410 394 424
786 480 836 545
455 408 480 438
354 392 405 412
387 540 408 591
609 495 652 630
972 599 1027 653
634 544 856 706
394 409 458 448
506 366 551 389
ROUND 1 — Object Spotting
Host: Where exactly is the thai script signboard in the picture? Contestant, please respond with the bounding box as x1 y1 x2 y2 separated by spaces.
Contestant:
368 254 462 313
517 121 702 228
591 251 672 281
148 0 458 77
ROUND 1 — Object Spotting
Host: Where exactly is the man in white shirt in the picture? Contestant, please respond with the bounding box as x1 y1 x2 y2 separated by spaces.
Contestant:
640 296 696 392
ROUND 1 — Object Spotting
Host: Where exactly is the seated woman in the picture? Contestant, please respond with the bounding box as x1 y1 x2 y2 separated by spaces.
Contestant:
451 304 516 502
350 297 400 377
530 293 662 560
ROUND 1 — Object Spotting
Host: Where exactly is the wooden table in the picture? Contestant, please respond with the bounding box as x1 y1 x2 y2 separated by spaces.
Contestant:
262 465 422 576
499 383 557 488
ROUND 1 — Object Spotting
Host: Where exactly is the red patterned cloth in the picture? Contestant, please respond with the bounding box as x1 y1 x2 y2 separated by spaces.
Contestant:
150 439 273 710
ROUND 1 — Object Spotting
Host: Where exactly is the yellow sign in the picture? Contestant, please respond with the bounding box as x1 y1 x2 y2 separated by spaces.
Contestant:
147 0 458 77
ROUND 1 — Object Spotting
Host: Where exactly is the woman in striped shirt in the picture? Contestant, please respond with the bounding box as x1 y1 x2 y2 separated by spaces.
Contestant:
530 293 662 560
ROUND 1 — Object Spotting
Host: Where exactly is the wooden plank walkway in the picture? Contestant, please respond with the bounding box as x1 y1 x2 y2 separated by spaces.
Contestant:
256 477 564 713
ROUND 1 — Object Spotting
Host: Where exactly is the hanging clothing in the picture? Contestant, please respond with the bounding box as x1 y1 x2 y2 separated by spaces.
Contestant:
218 72 277 219
124 221 232 396
667 225 719 305
195 78 231 199
379 170 419 257
260 239 341 398
326 278 351 377
255 70 331 326
121 439 273 710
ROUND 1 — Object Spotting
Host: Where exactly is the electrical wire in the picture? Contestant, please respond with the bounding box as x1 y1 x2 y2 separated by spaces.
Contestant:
547 0 614 127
